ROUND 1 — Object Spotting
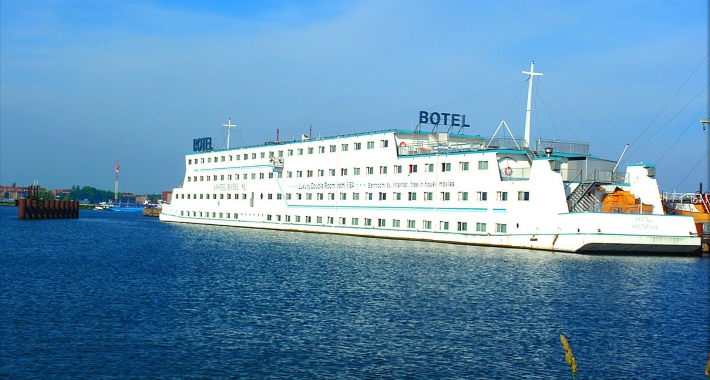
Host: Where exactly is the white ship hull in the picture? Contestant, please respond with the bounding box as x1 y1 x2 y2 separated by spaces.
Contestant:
160 129 700 255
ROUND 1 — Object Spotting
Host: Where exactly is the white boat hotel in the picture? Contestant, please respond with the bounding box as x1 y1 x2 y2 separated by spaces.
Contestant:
160 64 700 254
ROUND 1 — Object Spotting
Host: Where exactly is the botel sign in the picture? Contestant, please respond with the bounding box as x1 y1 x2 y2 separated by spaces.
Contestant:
193 137 213 152
419 111 470 128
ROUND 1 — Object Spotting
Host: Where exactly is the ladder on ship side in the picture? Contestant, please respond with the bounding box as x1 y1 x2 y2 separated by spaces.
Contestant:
567 181 601 212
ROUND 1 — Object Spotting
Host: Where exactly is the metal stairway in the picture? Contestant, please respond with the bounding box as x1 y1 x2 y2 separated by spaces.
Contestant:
567 181 600 212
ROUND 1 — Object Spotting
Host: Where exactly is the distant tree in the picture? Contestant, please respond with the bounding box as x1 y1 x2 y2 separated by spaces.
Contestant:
12 182 16 187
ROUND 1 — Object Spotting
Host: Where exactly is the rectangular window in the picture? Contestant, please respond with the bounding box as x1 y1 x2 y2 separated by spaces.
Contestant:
380 140 389 148
329 169 336 176
268 152 274 158
287 171 293 178
268 173 274 179
307 170 313 177
459 162 470 171
407 219 416 229
286 193 292 200
366 167 374 175
260 152 265 158
394 165 402 174
354 142 362 150
288 149 294 156
328 193 335 200
277 194 282 200
340 193 347 200
260 173 265 179
366 192 373 200
457 222 468 231
220 194 224 199
365 218 372 226
424 192 433 201
352 193 360 200
425 163 434 172
341 168 348 176
477 191 488 201
518 191 530 201
341 143 349 151
367 141 375 149
423 220 432 229
476 222 486 232
379 192 386 201
393 219 400 228
308 147 314 154
306 216 311 223
297 171 303 178
441 192 450 201
277 215 281 221
379 166 388 174
317 216 323 224
252 153 257 159
318 146 325 153
497 191 508 201
266 214 271 221
295 216 301 222
318 169 324 177
440 221 449 231
220 175 225 180
327 217 334 224
354 167 361 175
278 150 283 157
330 145 336 152
352 218 359 226
251 173 256 179
317 193 323 200
306 193 312 200
340 217 346 225
394 192 401 200
286 215 291 222
478 161 489 170
409 164 418 173
297 193 302 200
298 148 303 155
378 218 386 227
408 192 417 201
458 192 469 201
496 223 507 233
441 163 451 172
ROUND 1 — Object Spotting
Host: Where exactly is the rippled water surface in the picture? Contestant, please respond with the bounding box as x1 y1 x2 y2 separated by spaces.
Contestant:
1 207 708 378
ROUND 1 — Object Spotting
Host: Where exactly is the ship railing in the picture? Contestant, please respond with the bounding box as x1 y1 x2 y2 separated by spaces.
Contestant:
560 169 583 182
533 139 590 156
499 167 531 181
591 202 654 214
398 137 528 156
662 191 707 203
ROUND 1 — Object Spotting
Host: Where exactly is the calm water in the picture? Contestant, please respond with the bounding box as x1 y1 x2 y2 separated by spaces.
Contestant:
1 206 708 378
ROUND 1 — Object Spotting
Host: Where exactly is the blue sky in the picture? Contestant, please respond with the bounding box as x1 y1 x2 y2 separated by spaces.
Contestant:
1 0 707 194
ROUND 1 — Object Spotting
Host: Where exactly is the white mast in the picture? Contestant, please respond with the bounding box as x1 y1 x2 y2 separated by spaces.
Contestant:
223 118 237 149
522 61 543 149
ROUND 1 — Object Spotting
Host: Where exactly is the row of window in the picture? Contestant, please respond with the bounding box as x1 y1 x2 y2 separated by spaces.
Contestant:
186 161 491 183
188 140 392 165
175 191 531 202
177 210 508 233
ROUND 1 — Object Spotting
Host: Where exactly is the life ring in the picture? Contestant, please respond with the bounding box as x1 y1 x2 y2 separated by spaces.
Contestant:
399 141 407 147
503 166 513 176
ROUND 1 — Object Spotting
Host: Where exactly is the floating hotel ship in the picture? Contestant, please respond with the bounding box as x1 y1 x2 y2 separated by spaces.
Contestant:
160 63 700 254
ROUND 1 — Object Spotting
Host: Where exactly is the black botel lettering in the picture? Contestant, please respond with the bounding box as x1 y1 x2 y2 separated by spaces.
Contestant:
430 112 440 125
461 115 470 128
451 114 460 127
419 111 429 124
440 113 450 125
193 139 199 151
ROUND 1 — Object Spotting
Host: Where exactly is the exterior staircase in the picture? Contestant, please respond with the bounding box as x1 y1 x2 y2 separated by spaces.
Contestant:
567 181 600 212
